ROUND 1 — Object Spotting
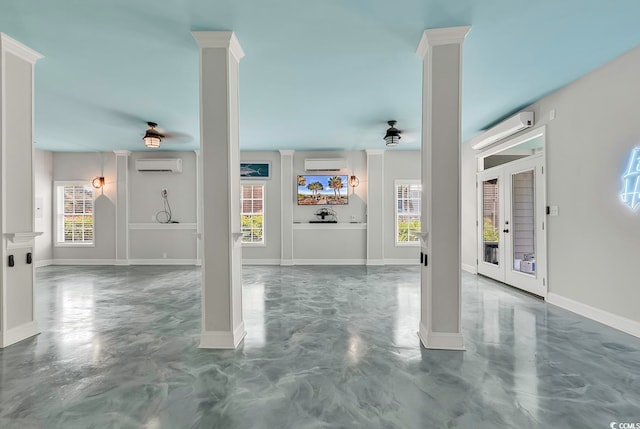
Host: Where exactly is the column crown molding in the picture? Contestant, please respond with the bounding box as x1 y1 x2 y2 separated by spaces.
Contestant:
0 33 43 64
416 26 471 58
113 150 131 156
279 149 295 156
192 31 245 62
366 149 385 156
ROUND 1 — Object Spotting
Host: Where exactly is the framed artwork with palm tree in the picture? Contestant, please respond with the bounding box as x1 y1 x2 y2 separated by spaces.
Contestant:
297 175 348 205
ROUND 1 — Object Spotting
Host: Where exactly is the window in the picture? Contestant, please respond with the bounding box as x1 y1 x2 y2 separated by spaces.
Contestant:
55 181 95 247
395 180 422 246
241 183 265 245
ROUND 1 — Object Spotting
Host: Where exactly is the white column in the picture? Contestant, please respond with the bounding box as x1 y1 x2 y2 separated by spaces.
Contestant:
114 150 130 265
279 150 294 266
366 149 385 265
193 31 246 349
416 26 470 350
0 34 43 347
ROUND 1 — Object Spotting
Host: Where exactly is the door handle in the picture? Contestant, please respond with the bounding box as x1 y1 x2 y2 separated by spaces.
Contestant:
503 229 510 233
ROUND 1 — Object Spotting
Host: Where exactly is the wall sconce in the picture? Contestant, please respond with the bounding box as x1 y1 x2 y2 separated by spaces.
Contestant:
349 175 359 193
92 176 105 189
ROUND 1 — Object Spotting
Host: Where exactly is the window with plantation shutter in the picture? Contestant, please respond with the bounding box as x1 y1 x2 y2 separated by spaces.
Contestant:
395 180 422 246
241 182 265 245
54 181 95 247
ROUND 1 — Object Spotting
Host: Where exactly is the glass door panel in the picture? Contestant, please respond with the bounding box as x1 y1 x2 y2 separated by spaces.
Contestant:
482 178 500 265
477 171 505 283
511 170 536 276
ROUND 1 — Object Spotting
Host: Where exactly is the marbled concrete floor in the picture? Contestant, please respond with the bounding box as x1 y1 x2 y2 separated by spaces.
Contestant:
1 266 639 428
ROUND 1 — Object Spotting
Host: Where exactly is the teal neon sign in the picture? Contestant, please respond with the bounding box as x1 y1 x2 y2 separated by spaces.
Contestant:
621 147 640 211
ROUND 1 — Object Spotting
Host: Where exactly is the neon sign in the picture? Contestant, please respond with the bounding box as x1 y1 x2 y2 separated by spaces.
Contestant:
621 147 640 211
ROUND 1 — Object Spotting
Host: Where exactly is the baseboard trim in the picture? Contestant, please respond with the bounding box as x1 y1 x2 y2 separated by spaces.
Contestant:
1 321 40 348
129 259 199 266
35 259 53 268
294 259 366 266
384 258 419 265
418 322 465 351
53 259 116 266
280 259 294 266
242 259 281 266
199 322 247 349
366 259 385 266
461 263 477 274
547 292 640 339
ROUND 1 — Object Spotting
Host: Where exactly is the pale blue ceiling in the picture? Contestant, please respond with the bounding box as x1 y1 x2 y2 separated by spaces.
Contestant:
1 0 639 152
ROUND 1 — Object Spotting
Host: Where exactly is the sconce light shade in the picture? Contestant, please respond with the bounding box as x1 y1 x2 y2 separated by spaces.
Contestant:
143 122 163 148
92 176 105 189
349 175 360 188
384 120 401 147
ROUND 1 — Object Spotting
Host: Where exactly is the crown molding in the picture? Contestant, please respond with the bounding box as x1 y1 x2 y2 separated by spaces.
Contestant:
192 31 245 62
0 33 43 64
416 26 471 59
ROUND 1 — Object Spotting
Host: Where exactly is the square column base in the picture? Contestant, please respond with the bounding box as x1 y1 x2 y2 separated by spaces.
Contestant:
0 321 40 348
199 322 246 349
418 322 465 351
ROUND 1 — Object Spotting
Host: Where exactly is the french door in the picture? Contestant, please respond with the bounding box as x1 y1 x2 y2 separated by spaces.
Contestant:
477 155 546 298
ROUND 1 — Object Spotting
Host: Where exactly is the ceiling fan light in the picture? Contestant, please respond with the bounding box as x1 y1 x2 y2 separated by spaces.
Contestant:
384 120 401 147
143 122 162 148
144 136 161 148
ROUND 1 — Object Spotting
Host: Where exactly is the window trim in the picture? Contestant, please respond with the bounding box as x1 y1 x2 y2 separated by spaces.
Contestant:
394 179 422 247
53 180 96 248
240 181 266 247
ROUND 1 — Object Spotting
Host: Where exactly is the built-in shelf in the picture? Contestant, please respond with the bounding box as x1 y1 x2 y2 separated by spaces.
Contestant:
292 223 367 230
128 223 197 230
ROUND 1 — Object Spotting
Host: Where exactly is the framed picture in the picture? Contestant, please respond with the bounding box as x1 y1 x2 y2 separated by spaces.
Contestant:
240 162 271 179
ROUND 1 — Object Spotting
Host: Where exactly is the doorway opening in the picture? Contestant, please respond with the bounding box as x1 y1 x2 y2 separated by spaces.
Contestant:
475 128 547 298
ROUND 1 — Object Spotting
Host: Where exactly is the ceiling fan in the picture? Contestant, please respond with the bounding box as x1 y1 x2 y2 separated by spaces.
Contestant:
142 121 193 149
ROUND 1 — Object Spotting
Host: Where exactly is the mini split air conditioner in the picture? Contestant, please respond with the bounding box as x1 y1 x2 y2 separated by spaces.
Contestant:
469 112 534 150
135 158 183 173
304 158 347 172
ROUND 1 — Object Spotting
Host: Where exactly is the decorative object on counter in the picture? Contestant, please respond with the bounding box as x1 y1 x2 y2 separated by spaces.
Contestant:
384 120 401 147
313 207 338 223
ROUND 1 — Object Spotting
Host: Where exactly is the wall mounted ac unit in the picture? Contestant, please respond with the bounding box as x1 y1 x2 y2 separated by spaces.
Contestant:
304 158 347 172
469 111 534 150
135 158 183 173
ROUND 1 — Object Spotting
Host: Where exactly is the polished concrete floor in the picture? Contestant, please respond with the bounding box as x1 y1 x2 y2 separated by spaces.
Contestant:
1 266 639 428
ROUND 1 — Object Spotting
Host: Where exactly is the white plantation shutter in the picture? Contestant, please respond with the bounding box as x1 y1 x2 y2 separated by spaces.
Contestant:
395 180 422 246
240 183 265 245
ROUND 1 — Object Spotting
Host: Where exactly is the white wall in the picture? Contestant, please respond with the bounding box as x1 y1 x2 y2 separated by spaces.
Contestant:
52 152 117 261
128 151 198 261
462 45 640 326
384 150 421 261
45 149 421 266
292 151 367 223
34 149 53 264
461 141 477 273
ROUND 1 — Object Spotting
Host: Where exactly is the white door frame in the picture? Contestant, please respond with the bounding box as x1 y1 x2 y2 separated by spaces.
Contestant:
475 126 548 299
